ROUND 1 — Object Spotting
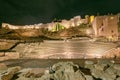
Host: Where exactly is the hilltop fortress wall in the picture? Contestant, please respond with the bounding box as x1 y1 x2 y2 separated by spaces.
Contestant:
1 15 119 40
2 23 43 30
1 16 87 31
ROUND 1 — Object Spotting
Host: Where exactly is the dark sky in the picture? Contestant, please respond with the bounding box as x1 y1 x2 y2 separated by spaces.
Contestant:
0 0 120 25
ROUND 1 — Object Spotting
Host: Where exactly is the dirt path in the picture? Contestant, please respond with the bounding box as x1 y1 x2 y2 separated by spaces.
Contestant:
1 58 120 68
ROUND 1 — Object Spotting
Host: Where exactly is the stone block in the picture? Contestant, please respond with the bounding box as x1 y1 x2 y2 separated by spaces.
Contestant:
0 63 7 70
5 52 20 59
117 77 120 80
85 61 94 65
85 75 94 80
113 64 120 70
0 57 9 61
0 52 5 57
25 68 46 78
1 66 21 80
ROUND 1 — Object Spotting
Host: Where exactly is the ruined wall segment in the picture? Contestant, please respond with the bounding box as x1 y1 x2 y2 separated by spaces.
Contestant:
92 15 119 41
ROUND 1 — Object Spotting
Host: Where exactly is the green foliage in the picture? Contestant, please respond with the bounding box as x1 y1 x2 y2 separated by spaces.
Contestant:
52 23 65 32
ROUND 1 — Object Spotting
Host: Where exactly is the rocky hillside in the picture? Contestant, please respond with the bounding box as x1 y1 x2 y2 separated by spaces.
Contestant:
0 60 120 80
0 24 93 40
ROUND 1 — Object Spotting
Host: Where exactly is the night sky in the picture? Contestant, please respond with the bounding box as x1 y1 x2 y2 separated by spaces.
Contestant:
0 0 120 25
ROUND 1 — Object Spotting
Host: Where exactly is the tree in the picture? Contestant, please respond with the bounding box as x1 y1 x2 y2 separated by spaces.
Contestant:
52 23 65 32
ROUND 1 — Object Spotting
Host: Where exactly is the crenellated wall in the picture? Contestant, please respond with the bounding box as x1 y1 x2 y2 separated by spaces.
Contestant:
1 15 87 31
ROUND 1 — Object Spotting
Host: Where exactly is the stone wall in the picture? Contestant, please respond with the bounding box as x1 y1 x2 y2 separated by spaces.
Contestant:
102 48 120 59
2 23 43 29
0 52 20 61
11 42 120 59
0 41 120 61
1 15 86 32
92 15 119 41
16 29 43 37
0 40 17 51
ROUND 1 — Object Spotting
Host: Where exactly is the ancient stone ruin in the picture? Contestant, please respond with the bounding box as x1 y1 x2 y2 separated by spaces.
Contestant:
92 15 119 41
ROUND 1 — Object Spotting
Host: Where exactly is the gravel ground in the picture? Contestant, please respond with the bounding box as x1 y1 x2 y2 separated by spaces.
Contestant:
1 58 120 68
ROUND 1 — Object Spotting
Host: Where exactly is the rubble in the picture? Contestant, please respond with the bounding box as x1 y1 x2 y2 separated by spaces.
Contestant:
0 63 7 70
0 66 21 80
0 61 120 80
